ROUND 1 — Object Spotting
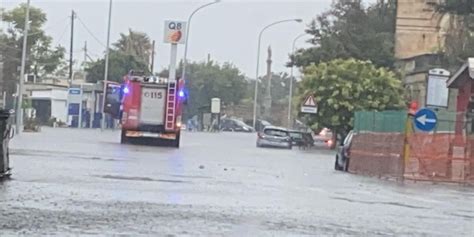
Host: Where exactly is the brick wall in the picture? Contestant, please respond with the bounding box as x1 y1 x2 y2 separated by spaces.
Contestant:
349 133 405 178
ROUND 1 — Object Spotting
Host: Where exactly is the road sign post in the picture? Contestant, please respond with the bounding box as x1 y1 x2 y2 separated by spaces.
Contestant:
67 88 83 127
301 95 318 114
414 108 437 132
163 20 187 83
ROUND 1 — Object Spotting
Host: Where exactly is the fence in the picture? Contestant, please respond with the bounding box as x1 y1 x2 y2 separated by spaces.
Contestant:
350 132 405 178
353 110 407 133
350 110 474 184
350 111 406 178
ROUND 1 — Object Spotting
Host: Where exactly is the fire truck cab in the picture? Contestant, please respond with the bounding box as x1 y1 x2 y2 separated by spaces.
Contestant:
119 70 186 147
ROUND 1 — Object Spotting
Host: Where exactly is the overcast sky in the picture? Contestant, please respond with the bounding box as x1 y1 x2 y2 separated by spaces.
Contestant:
1 0 360 78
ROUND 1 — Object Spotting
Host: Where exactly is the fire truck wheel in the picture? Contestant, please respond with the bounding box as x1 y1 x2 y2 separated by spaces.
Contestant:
120 130 129 144
172 133 181 148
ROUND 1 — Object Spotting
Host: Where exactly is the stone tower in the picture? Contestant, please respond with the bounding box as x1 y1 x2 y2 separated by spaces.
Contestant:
263 46 272 120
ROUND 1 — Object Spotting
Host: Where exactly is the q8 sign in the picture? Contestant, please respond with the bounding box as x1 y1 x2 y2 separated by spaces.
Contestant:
164 20 187 44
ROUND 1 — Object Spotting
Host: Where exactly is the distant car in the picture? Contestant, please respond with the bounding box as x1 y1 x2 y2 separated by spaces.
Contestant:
289 130 305 146
220 118 254 132
289 130 314 148
335 131 354 172
245 119 272 132
256 119 272 132
313 128 335 149
257 126 292 149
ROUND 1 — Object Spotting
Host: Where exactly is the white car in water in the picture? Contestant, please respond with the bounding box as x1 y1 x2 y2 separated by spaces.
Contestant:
313 128 335 149
256 126 292 149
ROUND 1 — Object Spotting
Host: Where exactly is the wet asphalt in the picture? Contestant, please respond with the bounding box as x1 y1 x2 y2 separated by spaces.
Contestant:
1 128 473 236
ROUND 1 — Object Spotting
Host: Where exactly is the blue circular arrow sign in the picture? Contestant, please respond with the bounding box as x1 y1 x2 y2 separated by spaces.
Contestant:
414 108 437 132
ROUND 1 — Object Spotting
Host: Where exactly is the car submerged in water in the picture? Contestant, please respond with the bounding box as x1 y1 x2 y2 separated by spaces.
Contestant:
335 131 354 172
220 118 255 132
256 126 292 149
289 130 314 148
313 128 336 149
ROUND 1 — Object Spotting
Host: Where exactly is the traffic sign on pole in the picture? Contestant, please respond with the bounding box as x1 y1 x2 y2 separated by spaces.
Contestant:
301 95 317 114
414 108 437 132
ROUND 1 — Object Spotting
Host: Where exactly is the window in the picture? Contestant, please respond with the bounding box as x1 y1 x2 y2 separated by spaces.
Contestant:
264 129 289 137
289 132 303 139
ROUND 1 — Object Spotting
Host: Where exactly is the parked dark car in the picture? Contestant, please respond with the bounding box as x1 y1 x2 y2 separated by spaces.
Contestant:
335 131 354 172
245 119 272 132
220 118 254 132
257 126 292 149
289 130 305 146
289 130 314 148
255 119 272 132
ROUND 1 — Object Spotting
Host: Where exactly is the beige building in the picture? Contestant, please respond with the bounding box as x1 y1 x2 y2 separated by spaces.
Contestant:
395 0 456 110
395 0 450 59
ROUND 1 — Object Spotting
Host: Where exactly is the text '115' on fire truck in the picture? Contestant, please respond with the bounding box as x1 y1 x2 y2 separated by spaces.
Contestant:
104 70 187 148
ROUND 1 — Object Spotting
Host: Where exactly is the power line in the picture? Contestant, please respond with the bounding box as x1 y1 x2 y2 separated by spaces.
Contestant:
0 54 21 61
74 15 143 60
75 15 106 48
27 16 70 37
56 21 71 45
0 17 70 51
1 55 67 68
0 41 21 52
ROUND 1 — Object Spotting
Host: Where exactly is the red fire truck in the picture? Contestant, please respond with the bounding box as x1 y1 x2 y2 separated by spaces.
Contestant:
118 70 186 147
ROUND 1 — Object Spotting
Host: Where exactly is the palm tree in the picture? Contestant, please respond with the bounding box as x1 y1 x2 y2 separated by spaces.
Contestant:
113 29 152 66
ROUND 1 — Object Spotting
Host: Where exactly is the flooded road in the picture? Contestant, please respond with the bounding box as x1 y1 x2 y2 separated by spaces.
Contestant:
1 128 473 236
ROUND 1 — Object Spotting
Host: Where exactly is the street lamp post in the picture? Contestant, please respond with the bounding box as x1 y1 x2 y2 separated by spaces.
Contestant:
181 0 220 81
252 19 303 129
288 33 307 129
16 0 31 135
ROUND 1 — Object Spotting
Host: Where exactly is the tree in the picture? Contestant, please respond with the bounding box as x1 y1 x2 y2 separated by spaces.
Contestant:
85 29 152 83
1 4 65 77
291 0 396 69
84 50 149 83
0 4 65 107
436 0 474 15
164 61 248 120
113 29 152 66
435 0 474 65
297 58 404 137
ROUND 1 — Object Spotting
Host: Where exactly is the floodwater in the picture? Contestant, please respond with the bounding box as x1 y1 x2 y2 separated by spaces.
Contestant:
1 128 473 236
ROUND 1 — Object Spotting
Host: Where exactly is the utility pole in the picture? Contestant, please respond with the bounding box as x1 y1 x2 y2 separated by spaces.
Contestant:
83 41 87 64
69 10 75 86
0 56 4 109
82 41 93 62
16 0 31 135
150 40 155 74
101 0 113 130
